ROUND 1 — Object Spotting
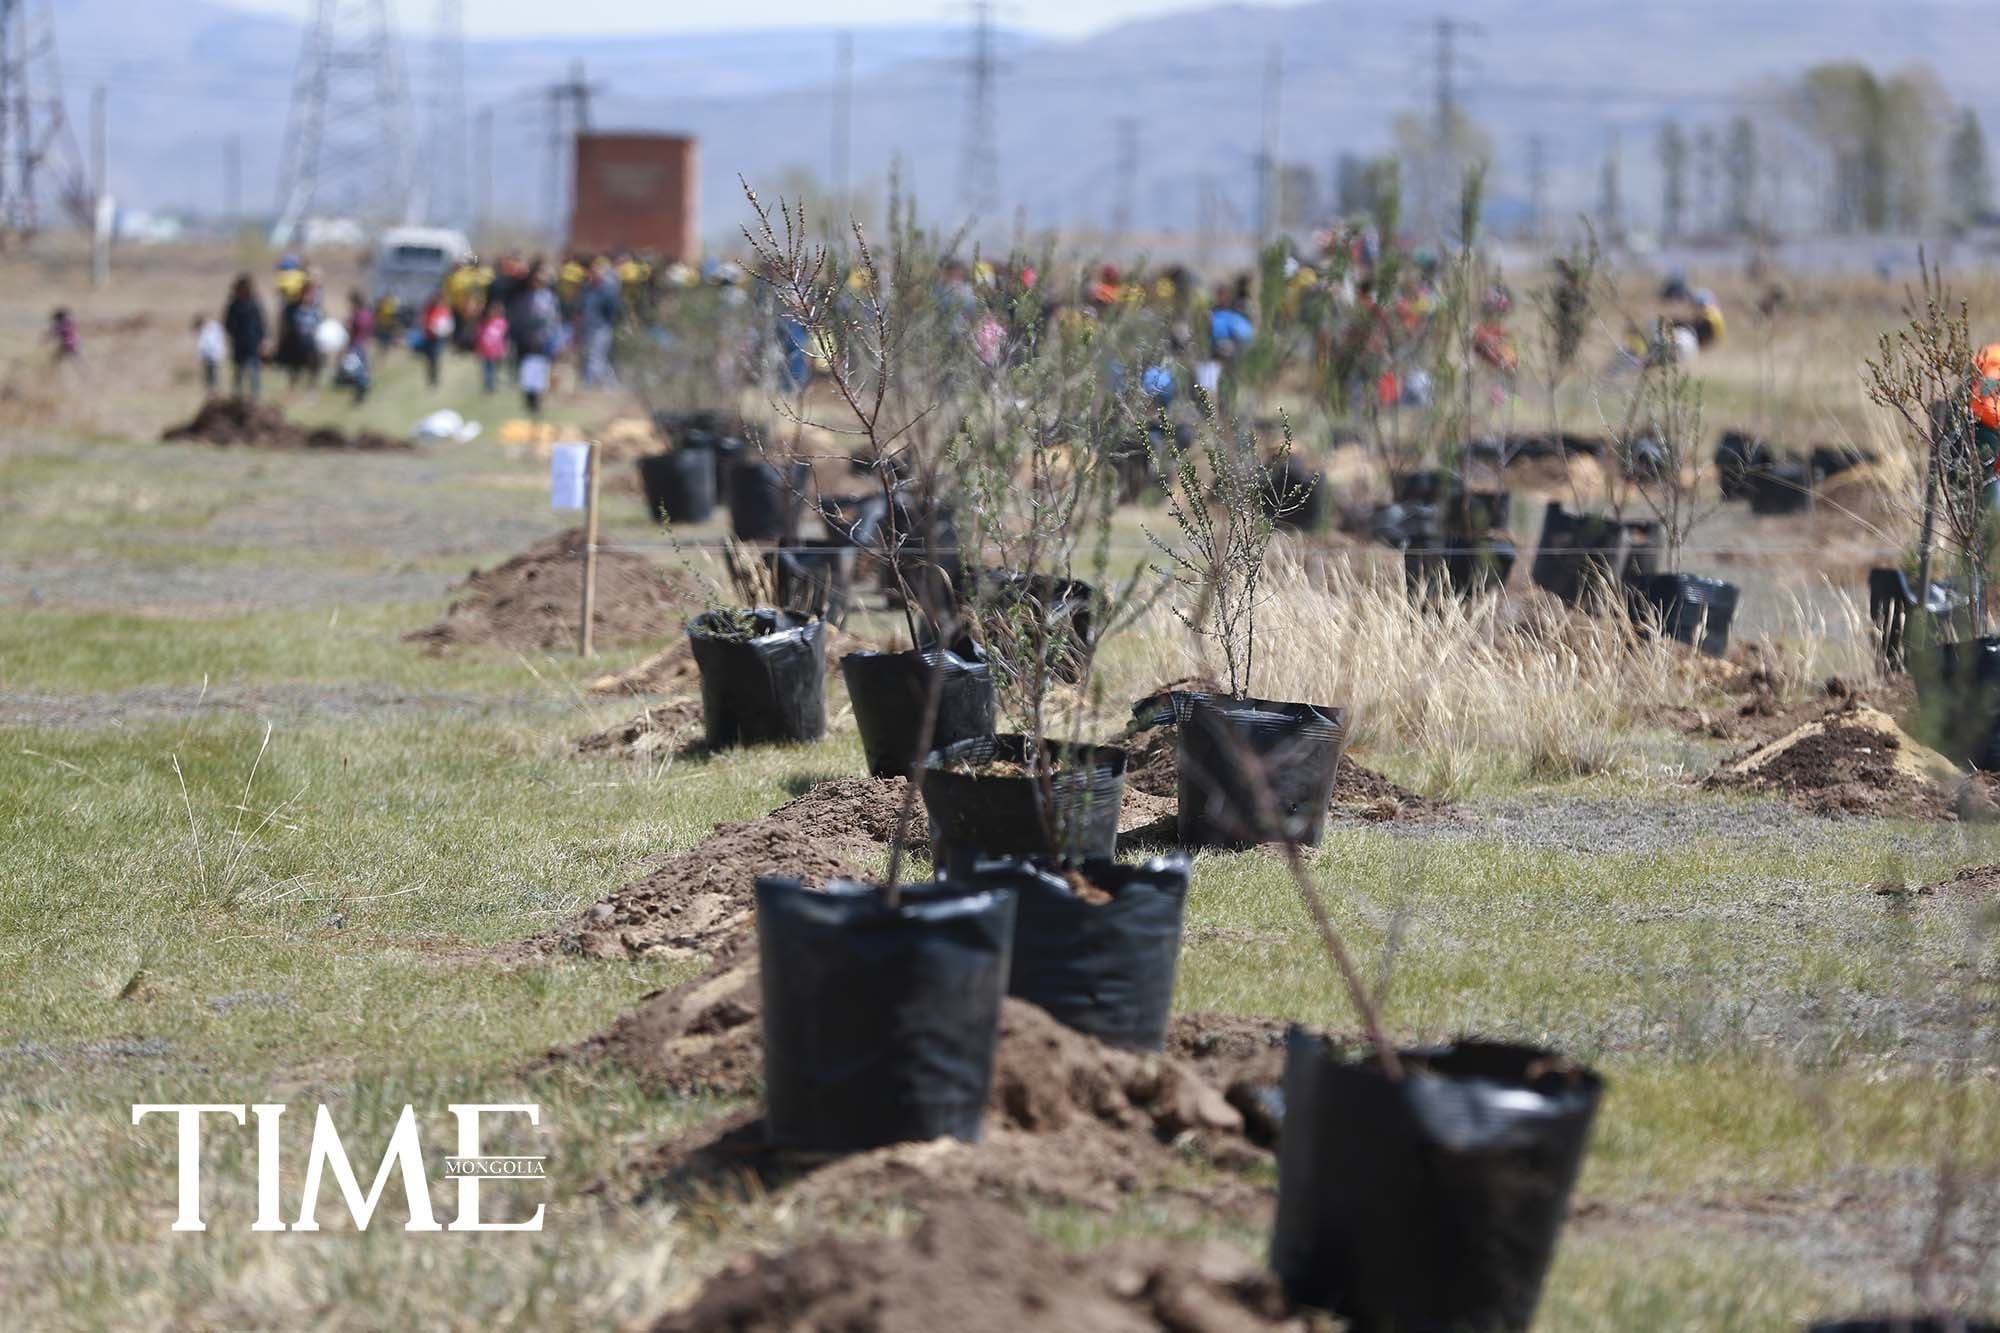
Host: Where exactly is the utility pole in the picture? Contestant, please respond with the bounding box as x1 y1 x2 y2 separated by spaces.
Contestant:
1111 114 1137 240
1423 15 1480 238
425 0 467 229
1253 45 1282 247
1195 173 1217 268
831 31 853 211
89 81 105 286
0 0 88 244
224 134 241 229
474 107 492 245
957 0 1000 220
544 61 598 247
1526 132 1547 242
1694 124 1717 238
272 0 416 245
1598 127 1624 242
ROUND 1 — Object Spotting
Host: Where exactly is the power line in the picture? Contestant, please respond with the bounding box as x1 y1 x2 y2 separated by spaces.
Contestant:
1111 114 1137 238
272 0 416 245
544 60 598 246
831 31 853 208
957 0 1001 220
424 0 469 229
0 0 89 242
1253 45 1282 246
1526 132 1548 240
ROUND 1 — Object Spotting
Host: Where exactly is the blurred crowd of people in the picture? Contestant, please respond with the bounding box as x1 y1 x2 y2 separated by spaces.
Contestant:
192 248 667 417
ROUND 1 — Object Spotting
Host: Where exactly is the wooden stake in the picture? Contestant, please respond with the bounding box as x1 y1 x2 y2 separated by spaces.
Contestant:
579 442 601 658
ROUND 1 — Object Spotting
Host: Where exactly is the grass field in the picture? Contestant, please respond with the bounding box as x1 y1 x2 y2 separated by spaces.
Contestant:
3 242 1999 1329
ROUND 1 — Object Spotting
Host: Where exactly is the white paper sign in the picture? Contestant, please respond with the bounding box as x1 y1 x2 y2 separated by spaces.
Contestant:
550 443 591 510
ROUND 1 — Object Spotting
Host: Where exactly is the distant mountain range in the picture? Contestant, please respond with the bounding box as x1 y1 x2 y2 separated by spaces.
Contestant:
44 0 1995 247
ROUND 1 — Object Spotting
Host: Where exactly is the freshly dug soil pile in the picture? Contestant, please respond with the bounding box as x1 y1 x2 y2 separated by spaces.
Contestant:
574 698 704 759
407 529 695 653
545 776 920 960
767 776 928 857
1705 702 1960 818
620 996 1267 1219
649 1195 1300 1332
161 397 409 451
551 818 858 960
1123 720 1442 822
1166 1013 1292 1150
1330 759 1447 821
545 935 764 1095
1904 863 2000 897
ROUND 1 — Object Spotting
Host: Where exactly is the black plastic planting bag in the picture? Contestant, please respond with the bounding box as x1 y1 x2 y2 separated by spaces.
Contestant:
1715 429 1770 499
767 544 855 626
1531 500 1625 605
818 493 889 549
973 569 1097 684
1271 1029 1605 1332
1870 568 1965 671
638 449 716 525
1625 572 1739 657
757 876 1016 1151
1926 638 2000 770
1179 696 1346 847
1406 540 1515 599
1129 688 1206 731
924 733 1127 876
728 458 810 542
971 854 1189 1052
841 647 997 779
1264 458 1326 530
1748 459 1814 514
686 609 826 748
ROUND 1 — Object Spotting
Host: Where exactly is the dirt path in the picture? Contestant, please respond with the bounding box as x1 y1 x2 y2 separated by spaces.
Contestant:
0 683 567 729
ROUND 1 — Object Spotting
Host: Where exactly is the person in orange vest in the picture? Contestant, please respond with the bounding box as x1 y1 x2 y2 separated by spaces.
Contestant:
1973 342 2000 450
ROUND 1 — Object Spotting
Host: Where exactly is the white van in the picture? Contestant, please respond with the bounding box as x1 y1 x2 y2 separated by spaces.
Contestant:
370 226 473 308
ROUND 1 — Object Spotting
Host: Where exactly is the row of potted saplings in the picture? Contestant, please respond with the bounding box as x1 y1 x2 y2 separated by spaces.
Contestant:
685 603 1606 1333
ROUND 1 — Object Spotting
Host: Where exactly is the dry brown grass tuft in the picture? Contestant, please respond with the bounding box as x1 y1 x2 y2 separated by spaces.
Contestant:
1116 548 1877 795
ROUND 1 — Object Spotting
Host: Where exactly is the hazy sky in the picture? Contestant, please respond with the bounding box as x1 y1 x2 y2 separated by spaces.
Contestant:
214 0 1296 39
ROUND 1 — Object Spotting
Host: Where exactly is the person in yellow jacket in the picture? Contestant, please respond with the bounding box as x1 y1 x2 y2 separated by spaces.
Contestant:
275 255 308 303
557 256 588 314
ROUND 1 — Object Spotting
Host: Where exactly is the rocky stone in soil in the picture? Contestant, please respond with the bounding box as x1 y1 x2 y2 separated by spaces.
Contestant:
406 529 695 653
162 397 409 451
648 1194 1301 1332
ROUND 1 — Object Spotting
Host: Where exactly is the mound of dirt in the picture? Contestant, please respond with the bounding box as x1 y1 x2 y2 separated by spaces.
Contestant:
1903 863 2000 897
161 397 410 451
548 935 765 1095
1705 702 1960 817
768 776 928 855
574 699 705 759
649 1194 1299 1333
1123 720 1443 822
544 776 922 959
406 529 695 653
552 818 859 960
617 995 1268 1219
